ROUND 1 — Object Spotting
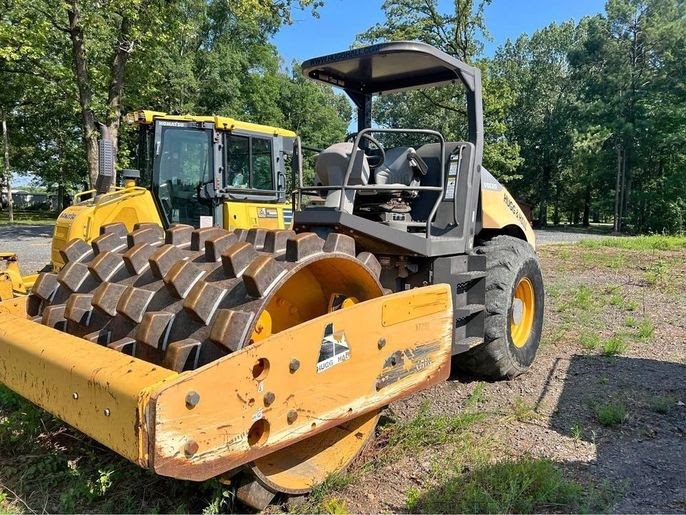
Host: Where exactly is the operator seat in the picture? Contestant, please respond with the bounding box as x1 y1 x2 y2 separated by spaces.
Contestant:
315 142 370 213
356 146 430 219
373 146 428 187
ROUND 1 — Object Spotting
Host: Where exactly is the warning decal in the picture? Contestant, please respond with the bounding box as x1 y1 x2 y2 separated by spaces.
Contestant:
316 323 351 373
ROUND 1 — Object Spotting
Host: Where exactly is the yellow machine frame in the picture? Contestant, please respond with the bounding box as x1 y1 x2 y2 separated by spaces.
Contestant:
0 285 452 479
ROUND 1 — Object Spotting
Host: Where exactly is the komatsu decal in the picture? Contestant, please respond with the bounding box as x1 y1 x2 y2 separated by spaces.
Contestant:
316 323 350 373
158 121 187 128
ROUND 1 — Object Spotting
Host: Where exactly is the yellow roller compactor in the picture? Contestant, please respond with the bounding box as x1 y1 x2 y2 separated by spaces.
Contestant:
51 111 297 271
0 110 297 300
0 42 544 509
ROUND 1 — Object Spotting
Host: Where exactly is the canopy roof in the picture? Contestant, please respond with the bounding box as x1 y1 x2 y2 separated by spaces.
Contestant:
301 41 478 96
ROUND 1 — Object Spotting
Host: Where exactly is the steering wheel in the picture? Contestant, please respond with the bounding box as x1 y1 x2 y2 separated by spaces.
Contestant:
348 133 386 169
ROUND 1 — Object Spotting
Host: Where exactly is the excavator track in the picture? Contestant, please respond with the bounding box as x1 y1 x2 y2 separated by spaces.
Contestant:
27 222 385 508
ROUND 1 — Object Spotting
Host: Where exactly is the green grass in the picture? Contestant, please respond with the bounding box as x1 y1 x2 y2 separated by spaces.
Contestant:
570 422 583 440
644 260 672 286
623 316 638 328
636 319 655 340
602 335 628 356
406 487 422 512
580 235 686 251
593 401 627 427
320 497 348 514
546 282 563 301
0 210 57 225
581 251 627 270
558 285 596 312
624 300 639 311
541 324 569 348
0 385 225 513
505 397 539 422
381 402 486 455
572 285 593 310
296 470 358 513
465 383 488 409
406 457 617 513
649 395 676 414
580 333 600 350
605 286 639 312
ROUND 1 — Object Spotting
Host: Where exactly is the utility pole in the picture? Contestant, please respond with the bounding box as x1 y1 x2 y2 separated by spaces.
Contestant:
1 110 13 224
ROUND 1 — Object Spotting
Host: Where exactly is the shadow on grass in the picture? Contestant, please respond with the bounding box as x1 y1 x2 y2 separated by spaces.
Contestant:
0 386 231 513
409 355 686 513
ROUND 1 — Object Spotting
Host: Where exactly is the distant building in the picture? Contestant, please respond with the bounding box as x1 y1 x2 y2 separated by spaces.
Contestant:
1 189 57 210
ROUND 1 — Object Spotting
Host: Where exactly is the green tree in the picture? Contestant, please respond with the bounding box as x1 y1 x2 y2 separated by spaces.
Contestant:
492 21 579 225
570 0 686 232
1 0 326 187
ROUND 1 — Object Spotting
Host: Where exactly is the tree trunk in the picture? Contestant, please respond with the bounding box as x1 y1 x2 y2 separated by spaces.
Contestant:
105 15 133 184
583 183 591 227
613 145 623 233
1 111 13 224
57 181 65 212
538 164 551 226
622 148 631 231
552 183 560 226
66 0 99 188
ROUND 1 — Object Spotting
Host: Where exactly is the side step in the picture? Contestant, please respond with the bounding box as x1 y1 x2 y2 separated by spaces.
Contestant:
453 336 484 354
433 254 487 355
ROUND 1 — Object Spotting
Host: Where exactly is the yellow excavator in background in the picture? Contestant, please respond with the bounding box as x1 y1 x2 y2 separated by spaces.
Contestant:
0 42 544 510
0 111 299 299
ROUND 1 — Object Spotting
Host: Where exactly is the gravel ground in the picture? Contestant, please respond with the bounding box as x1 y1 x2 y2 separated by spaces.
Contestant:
0 225 683 513
0 224 610 276
534 228 614 245
0 224 53 275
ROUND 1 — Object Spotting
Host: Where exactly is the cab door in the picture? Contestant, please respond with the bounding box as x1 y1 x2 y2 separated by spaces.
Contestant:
152 121 215 228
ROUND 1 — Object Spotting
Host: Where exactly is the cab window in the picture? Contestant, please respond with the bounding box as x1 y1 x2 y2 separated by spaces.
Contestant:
252 138 273 190
226 135 250 188
156 127 212 225
224 134 274 190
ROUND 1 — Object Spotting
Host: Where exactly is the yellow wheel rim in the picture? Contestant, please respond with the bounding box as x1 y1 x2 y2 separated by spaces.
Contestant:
510 277 535 348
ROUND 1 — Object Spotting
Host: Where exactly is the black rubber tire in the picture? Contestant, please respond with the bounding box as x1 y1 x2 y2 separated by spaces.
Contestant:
457 235 544 379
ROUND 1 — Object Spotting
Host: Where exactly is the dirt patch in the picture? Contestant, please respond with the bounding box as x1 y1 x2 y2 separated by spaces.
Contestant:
313 244 686 513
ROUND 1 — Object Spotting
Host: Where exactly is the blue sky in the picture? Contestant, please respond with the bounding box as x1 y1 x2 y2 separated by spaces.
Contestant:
273 0 606 66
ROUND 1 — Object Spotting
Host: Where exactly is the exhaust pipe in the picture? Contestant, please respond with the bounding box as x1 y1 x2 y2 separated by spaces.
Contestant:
95 123 115 194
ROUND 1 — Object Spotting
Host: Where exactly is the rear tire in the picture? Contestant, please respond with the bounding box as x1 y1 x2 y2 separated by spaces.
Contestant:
457 235 544 379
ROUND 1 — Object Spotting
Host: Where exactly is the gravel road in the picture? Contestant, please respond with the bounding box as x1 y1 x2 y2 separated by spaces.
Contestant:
534 228 613 245
0 224 613 275
0 224 53 275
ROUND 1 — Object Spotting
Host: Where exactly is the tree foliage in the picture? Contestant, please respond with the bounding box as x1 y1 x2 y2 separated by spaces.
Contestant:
1 0 685 234
359 0 686 233
0 0 345 193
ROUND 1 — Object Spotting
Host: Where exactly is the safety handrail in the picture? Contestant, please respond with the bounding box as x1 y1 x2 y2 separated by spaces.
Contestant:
74 186 149 211
296 128 446 238
73 189 97 203
217 187 281 197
